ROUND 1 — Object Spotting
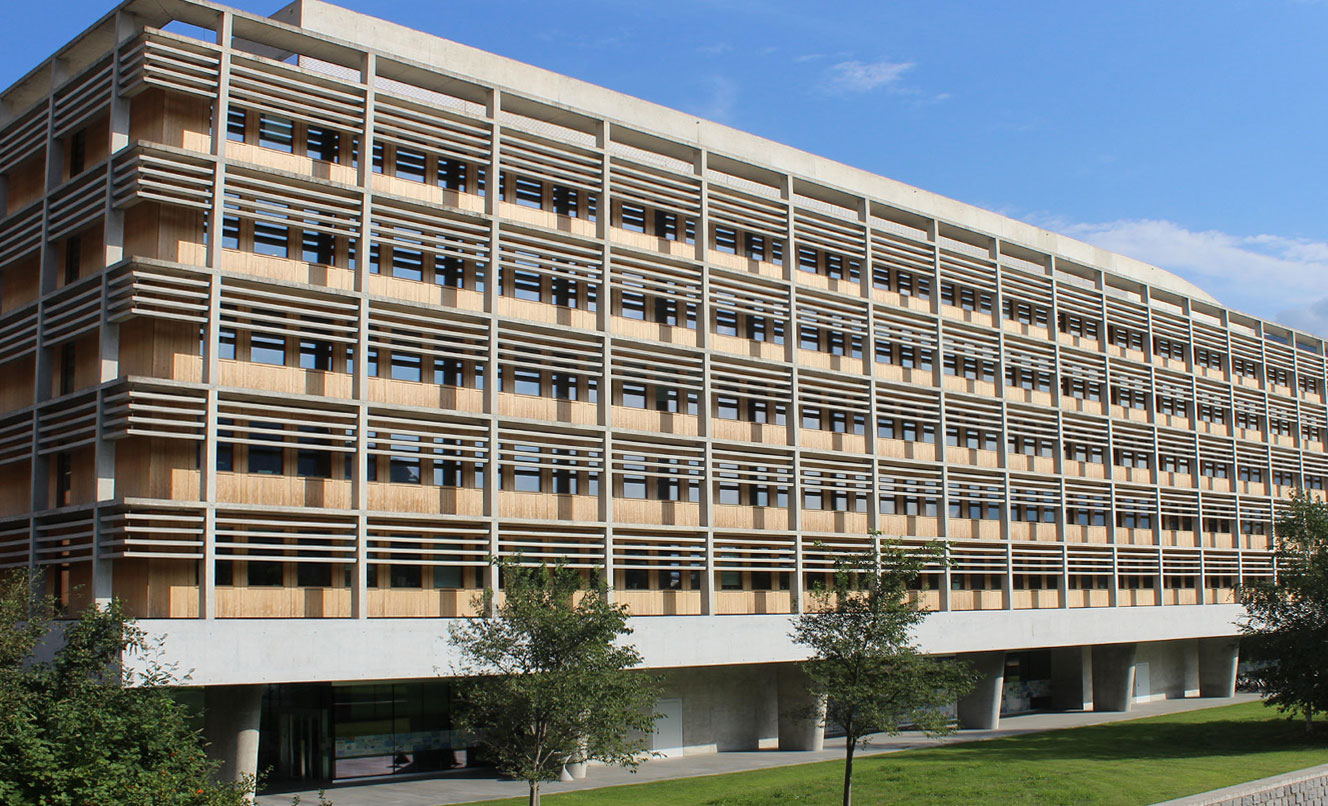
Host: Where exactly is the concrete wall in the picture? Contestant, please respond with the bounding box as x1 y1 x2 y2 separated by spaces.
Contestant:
132 605 1242 686
1135 640 1201 702
656 664 780 753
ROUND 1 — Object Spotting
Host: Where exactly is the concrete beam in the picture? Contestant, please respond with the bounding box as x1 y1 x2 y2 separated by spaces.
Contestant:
957 651 1006 730
132 605 1243 686
1092 643 1137 712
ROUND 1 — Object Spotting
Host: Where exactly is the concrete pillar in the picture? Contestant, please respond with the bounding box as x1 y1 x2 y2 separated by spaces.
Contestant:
776 664 826 751
1051 646 1093 711
957 651 1006 730
204 685 264 793
1198 637 1240 698
1091 643 1137 712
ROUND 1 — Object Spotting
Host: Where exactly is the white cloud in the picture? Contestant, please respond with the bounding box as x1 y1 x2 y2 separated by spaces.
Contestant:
691 74 738 122
1028 216 1328 338
826 59 914 93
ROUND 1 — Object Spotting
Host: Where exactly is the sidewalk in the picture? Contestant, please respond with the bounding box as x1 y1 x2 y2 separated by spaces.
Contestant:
258 693 1261 806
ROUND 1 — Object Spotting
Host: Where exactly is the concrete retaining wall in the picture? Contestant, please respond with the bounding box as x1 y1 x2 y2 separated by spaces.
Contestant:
1152 763 1328 806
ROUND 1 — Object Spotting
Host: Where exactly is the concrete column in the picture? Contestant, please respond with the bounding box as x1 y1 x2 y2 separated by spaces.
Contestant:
1051 645 1093 711
1092 643 1137 712
957 651 1006 730
204 685 264 793
777 664 826 751
1198 637 1240 698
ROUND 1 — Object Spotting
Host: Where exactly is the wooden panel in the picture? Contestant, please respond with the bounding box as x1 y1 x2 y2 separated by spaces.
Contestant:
615 590 703 616
608 228 694 260
123 202 207 264
220 361 354 398
712 419 787 444
497 298 597 330
712 505 789 530
1068 589 1112 608
797 350 863 375
946 518 1001 540
227 141 357 184
609 317 699 348
800 430 867 454
118 318 201 381
1011 589 1061 609
948 589 1004 611
0 465 30 515
498 491 599 521
367 484 483 516
612 407 698 436
0 358 34 412
801 510 868 534
707 250 782 279
114 437 200 500
709 334 785 361
366 274 484 311
218 249 355 290
613 499 701 526
129 88 212 152
497 201 596 238
715 590 793 615
4 155 46 212
1 255 41 314
498 393 596 424
216 473 353 508
367 588 481 617
216 586 353 618
878 514 940 537
366 377 481 410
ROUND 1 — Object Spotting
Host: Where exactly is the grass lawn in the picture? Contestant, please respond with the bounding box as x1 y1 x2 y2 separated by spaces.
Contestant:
454 701 1328 806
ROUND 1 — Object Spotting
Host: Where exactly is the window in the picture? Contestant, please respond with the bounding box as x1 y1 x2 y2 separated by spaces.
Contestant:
247 441 284 476
258 115 295 152
302 229 335 265
299 339 333 371
250 333 286 366
226 108 247 142
390 351 423 382
247 561 284 587
306 126 340 162
252 219 290 257
55 452 72 506
69 129 87 176
64 236 81 285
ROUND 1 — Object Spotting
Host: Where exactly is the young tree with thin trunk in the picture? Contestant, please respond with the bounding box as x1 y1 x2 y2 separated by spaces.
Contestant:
792 535 977 806
449 560 659 806
1240 490 1328 732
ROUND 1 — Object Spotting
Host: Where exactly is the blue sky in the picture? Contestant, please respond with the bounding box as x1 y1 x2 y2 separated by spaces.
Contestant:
7 0 1328 334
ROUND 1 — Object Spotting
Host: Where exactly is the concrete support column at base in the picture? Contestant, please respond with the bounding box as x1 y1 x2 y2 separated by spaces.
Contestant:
1051 646 1093 711
204 684 264 793
777 664 826 751
1092 643 1137 712
957 651 1006 730
1198 637 1240 698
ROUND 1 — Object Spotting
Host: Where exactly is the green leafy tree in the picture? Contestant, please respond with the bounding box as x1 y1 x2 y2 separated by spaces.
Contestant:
1240 490 1328 731
0 569 251 805
449 560 660 806
792 536 978 806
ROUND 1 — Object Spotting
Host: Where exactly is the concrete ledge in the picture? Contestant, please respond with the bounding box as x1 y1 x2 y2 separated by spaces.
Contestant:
1151 763 1328 806
133 604 1242 686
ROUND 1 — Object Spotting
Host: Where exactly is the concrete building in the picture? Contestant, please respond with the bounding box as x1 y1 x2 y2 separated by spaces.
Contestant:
0 0 1295 789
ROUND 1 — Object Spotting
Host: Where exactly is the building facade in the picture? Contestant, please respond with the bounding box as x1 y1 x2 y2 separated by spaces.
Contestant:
0 0 1303 788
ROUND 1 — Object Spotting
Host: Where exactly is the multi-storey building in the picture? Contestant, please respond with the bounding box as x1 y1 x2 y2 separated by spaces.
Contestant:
0 0 1300 789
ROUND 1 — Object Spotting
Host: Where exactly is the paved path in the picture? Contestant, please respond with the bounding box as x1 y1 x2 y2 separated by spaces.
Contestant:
259 693 1261 806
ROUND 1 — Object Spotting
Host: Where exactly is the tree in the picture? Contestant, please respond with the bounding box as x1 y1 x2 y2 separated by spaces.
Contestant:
1240 489 1328 731
0 568 252 805
448 560 660 806
791 536 978 806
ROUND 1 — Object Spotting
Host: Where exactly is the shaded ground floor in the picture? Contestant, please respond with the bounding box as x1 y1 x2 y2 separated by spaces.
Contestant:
256 693 1262 806
206 634 1242 797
